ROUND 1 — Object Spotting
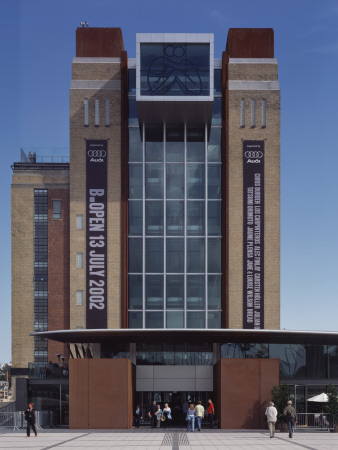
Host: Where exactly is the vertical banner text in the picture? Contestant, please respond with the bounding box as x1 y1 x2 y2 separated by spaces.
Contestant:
243 140 264 329
86 140 107 329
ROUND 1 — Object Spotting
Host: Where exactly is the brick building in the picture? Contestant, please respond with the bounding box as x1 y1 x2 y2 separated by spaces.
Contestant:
11 27 310 428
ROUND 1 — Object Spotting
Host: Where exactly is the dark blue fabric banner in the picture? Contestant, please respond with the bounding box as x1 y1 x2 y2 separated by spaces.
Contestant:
243 140 264 329
86 140 108 329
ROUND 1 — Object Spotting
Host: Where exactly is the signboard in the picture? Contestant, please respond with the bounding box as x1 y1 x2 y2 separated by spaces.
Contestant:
243 140 264 329
86 140 107 328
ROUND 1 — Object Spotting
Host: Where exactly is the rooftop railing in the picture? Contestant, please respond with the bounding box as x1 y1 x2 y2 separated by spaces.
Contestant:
28 362 69 379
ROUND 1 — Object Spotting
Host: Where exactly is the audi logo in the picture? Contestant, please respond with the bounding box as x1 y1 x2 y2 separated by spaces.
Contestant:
244 151 263 158
88 150 106 157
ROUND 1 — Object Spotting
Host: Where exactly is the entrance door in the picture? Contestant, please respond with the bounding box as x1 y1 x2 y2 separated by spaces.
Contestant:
134 391 212 426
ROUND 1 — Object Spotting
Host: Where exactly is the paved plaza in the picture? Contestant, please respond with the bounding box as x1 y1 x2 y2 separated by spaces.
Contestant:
0 429 337 450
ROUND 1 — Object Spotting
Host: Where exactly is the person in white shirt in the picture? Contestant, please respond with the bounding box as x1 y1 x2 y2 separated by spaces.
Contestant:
163 403 172 427
265 401 278 438
195 401 205 431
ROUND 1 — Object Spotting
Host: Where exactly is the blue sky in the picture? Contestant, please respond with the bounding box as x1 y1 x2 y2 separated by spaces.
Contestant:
1 0 338 363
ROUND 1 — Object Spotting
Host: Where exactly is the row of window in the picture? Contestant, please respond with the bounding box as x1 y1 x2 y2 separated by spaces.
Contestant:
84 98 110 127
221 343 338 380
53 201 85 226
129 164 221 200
129 310 221 329
241 98 266 128
129 200 221 237
128 237 221 274
128 126 221 163
129 274 221 311
100 342 338 379
34 190 49 364
75 238 221 272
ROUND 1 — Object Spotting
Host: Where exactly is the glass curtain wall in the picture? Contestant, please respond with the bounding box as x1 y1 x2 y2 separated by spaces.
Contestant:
128 69 222 328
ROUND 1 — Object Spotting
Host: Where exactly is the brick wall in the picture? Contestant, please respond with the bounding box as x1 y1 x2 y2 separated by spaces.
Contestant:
226 59 280 329
48 188 70 361
69 59 123 329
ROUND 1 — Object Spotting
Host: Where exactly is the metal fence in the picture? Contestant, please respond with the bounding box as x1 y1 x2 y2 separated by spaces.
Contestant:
0 411 53 429
295 413 335 432
0 401 16 412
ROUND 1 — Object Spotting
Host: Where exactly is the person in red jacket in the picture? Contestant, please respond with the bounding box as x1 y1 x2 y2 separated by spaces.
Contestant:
24 403 37 437
207 399 214 428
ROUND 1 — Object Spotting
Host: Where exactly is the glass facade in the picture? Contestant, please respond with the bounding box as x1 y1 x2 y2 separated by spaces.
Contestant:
221 343 338 380
128 65 222 328
34 190 48 364
136 342 213 365
140 44 210 96
96 341 338 381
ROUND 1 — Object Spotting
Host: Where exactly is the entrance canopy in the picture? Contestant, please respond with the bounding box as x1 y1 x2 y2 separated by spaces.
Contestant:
30 328 338 345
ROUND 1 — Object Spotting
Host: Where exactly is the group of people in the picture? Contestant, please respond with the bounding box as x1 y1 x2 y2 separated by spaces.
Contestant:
265 400 297 439
27 152 37 163
134 401 173 428
149 401 173 428
134 399 215 432
185 400 209 432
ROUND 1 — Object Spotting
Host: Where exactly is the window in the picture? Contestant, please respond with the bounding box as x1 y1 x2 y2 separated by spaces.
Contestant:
95 99 99 126
166 238 184 273
146 238 164 273
240 98 245 127
251 99 256 128
76 214 83 230
187 201 205 236
145 201 164 236
52 200 61 219
146 275 164 309
262 98 266 128
129 128 143 162
105 99 110 126
76 290 83 306
76 252 83 268
187 275 205 309
129 201 143 236
129 275 143 310
84 98 89 126
166 164 184 199
140 43 210 96
128 238 143 273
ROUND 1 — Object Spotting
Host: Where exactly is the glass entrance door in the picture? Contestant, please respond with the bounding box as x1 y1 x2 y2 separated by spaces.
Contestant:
134 391 212 426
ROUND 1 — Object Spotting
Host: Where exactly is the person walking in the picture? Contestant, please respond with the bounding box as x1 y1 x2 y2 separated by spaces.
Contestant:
162 403 172 427
207 398 215 428
195 400 204 431
265 401 278 438
186 403 196 432
24 403 37 437
283 400 297 438
148 401 157 428
156 404 163 428
134 404 142 428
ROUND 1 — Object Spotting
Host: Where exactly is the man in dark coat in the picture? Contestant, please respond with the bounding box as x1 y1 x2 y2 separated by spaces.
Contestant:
148 401 157 428
24 402 37 437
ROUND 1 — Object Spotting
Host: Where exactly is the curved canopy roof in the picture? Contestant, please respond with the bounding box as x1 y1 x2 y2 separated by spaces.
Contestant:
30 328 338 345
